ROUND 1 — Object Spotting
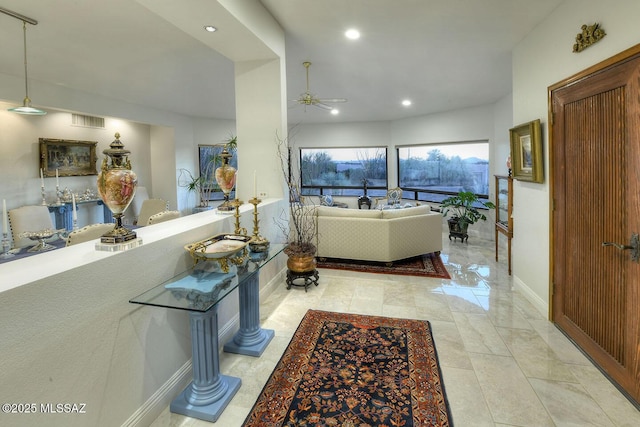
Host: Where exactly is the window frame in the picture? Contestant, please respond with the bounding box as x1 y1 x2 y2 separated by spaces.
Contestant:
299 146 389 197
396 141 491 205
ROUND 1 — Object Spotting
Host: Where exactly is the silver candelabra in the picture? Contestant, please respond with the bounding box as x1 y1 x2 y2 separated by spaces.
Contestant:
1 232 14 259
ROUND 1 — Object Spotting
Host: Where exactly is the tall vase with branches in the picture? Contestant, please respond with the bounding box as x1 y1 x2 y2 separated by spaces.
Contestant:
276 133 317 258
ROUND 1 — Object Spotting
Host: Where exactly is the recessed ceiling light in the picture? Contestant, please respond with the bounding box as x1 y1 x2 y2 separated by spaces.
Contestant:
402 99 412 107
204 26 217 32
331 109 340 115
345 29 360 40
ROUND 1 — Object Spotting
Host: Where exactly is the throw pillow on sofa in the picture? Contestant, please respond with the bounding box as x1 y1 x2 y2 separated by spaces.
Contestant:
320 195 333 206
381 204 432 219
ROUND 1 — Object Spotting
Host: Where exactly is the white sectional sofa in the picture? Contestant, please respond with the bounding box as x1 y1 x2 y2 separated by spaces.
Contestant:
315 204 443 263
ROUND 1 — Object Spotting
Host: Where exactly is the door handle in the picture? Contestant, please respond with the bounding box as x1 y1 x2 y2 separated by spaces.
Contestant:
602 233 640 263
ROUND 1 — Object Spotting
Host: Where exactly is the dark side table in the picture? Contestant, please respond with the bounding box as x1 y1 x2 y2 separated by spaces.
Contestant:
358 195 372 209
286 268 319 291
129 244 284 422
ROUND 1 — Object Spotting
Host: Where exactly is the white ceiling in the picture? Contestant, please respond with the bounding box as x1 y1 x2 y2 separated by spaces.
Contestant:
0 0 564 124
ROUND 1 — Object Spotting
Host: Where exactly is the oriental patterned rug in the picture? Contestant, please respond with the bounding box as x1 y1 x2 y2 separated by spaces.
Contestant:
316 252 451 279
243 310 452 427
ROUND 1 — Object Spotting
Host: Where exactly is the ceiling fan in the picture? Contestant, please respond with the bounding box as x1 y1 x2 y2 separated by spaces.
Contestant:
291 61 347 111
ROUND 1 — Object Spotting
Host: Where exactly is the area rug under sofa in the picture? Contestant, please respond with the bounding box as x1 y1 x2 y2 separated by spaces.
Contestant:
317 252 451 279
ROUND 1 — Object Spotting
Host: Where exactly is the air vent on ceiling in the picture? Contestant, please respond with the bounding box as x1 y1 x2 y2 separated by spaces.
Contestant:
71 113 105 129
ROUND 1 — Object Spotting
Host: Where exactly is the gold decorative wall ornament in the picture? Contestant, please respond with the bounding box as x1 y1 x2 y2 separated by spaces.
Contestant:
573 23 606 53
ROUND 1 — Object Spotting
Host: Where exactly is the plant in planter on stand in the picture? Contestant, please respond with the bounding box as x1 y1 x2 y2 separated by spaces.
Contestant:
441 191 495 243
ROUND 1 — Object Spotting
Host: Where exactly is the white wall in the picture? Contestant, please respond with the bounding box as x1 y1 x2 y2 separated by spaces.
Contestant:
492 94 514 178
235 58 287 202
511 0 640 315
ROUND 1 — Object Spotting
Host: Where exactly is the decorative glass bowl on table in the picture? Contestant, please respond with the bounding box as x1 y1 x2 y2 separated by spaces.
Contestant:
19 228 67 252
184 233 252 273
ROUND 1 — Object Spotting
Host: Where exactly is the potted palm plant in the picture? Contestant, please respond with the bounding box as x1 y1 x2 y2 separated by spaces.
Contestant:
178 162 217 211
441 191 495 242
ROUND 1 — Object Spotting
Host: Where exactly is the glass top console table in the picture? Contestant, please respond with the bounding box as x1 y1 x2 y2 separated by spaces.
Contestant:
129 243 284 422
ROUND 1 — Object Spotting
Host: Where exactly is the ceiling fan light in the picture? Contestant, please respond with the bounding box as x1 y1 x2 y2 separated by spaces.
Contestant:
402 99 412 107
204 25 217 32
331 109 339 115
295 61 347 113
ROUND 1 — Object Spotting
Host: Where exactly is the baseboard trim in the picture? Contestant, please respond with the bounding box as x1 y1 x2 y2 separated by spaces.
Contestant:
120 360 192 427
513 274 549 319
261 267 286 299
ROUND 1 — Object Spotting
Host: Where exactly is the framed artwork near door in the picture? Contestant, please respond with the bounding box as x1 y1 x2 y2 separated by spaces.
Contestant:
509 119 543 183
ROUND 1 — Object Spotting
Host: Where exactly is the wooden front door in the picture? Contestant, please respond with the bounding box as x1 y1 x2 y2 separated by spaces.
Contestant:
550 46 640 404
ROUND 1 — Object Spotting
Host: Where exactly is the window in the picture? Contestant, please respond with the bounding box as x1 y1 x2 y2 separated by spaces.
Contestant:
397 142 490 203
300 147 388 197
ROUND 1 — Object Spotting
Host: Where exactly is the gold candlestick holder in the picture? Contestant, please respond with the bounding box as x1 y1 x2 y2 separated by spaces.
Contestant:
248 197 270 252
231 199 247 236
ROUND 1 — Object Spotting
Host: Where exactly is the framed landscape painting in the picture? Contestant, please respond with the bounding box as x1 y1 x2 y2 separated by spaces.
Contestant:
39 138 98 177
509 119 543 183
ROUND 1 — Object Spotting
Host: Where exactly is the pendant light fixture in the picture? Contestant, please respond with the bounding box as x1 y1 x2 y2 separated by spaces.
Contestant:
1 7 46 115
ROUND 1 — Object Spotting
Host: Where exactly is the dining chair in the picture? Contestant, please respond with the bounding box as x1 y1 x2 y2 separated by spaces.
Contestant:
136 199 167 226
66 223 115 246
8 205 56 248
131 186 149 224
146 210 180 226
374 187 403 209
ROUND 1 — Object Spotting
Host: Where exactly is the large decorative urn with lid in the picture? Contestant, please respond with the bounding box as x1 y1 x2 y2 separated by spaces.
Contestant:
97 133 138 243
214 147 237 212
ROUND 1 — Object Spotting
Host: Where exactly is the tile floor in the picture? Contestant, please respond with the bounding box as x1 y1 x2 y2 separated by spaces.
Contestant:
150 233 640 426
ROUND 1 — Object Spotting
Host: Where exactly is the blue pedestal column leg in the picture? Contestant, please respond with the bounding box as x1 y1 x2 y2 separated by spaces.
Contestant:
224 273 274 357
170 307 241 422
62 205 72 231
48 205 72 231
